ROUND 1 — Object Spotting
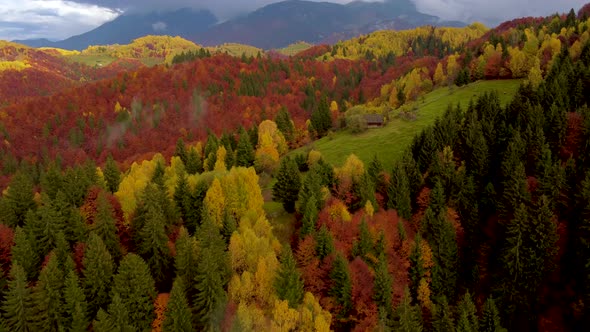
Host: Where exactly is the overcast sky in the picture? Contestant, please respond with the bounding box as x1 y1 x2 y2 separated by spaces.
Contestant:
0 0 587 41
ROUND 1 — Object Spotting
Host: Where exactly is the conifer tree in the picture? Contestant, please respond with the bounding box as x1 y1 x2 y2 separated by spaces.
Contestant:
204 133 219 171
352 218 373 260
457 292 478 332
479 297 507 332
300 195 318 238
174 227 198 291
1 264 35 332
396 288 423 332
92 294 134 332
236 127 255 167
408 234 425 302
315 224 335 261
63 270 89 332
151 161 166 187
0 171 35 227
432 297 454 332
175 138 188 164
274 245 304 308
82 233 114 317
111 253 156 332
222 210 237 243
30 253 65 331
388 163 412 220
311 96 332 137
431 219 459 301
137 204 171 285
26 196 66 258
103 155 121 193
368 154 384 186
185 147 202 175
298 168 323 214
174 172 191 222
356 172 377 212
273 157 301 213
91 192 121 259
275 107 295 143
11 226 39 280
402 150 423 202
330 254 352 316
163 277 193 332
373 254 393 321
40 162 63 200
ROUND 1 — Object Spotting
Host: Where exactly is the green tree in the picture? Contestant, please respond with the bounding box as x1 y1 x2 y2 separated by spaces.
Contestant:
432 297 454 332
40 162 63 200
479 297 507 332
30 253 65 331
63 270 89 332
298 169 322 214
275 107 295 143
395 288 422 332
431 218 459 301
1 264 35 332
137 204 171 285
185 147 202 175
236 127 255 167
11 227 39 280
273 157 301 213
330 254 352 316
457 292 478 332
103 155 121 193
274 245 304 308
92 294 134 332
174 227 198 289
367 154 384 187
315 224 335 261
82 233 114 317
0 172 36 227
352 218 373 260
373 254 393 322
408 234 425 302
111 253 156 332
91 193 121 259
388 163 412 220
163 277 193 332
300 195 318 238
311 96 332 137
175 138 188 164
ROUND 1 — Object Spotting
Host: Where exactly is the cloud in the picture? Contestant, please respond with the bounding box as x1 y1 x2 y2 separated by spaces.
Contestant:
0 0 119 40
411 0 588 26
152 21 167 32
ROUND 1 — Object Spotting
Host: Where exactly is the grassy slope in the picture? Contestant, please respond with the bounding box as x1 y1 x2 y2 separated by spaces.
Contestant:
299 79 522 170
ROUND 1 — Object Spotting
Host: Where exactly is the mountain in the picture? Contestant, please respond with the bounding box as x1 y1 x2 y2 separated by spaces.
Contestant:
15 8 217 50
196 0 465 49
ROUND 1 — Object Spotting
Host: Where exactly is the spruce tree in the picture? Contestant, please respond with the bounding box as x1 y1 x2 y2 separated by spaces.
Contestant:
236 127 255 167
373 255 393 321
1 264 35 332
408 234 425 303
40 162 63 200
401 150 423 202
30 253 65 331
388 163 412 220
368 154 384 186
137 204 171 285
274 245 304 308
431 219 459 301
352 218 373 260
432 297 454 332
222 210 237 242
273 157 301 213
174 227 199 292
298 169 322 214
91 192 121 260
185 147 202 175
163 277 193 332
310 96 332 137
315 224 335 261
92 294 134 332
300 195 318 238
63 270 89 332
193 246 226 329
103 155 121 193
329 254 352 316
111 253 156 332
174 172 191 223
175 138 188 164
11 226 39 280
396 288 423 332
0 171 35 227
457 292 478 332
82 233 114 317
26 195 66 258
356 172 377 212
480 297 507 332
275 107 295 143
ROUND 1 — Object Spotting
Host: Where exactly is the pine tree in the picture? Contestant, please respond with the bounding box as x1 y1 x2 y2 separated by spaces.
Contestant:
367 154 384 186
26 195 66 258
315 224 335 261
402 150 423 202
103 155 121 193
0 171 35 227
311 96 332 137
63 270 89 332
396 288 423 332
373 254 393 321
388 163 412 220
352 218 373 260
457 292 478 332
82 233 114 317
275 107 295 143
298 168 322 213
91 192 121 259
274 245 304 308
479 297 507 332
185 147 202 175
300 195 318 238
40 162 63 200
11 226 39 280
163 277 193 332
137 204 171 285
409 234 425 303
222 210 237 242
236 127 255 167
431 218 459 301
330 254 352 316
273 157 301 213
174 172 191 223
92 294 134 332
111 253 156 332
432 297 454 332
175 138 188 164
193 246 226 329
1 264 35 332
30 253 65 331
174 227 199 291
356 172 377 212
204 133 219 171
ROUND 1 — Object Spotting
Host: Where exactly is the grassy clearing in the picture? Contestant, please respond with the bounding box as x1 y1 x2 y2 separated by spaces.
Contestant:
264 201 296 245
295 79 522 170
277 42 313 56
66 54 118 67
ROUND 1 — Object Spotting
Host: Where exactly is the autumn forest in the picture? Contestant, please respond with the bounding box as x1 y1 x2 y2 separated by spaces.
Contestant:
1 3 590 332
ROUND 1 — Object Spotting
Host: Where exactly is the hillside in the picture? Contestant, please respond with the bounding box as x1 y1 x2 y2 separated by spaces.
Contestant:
298 79 522 169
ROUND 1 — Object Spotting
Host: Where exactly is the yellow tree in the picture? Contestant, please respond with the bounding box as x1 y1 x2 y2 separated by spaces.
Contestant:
255 133 280 174
270 300 299 332
203 178 225 227
433 62 447 86
527 57 543 89
446 54 460 83
508 47 528 78
221 167 265 218
214 146 227 172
